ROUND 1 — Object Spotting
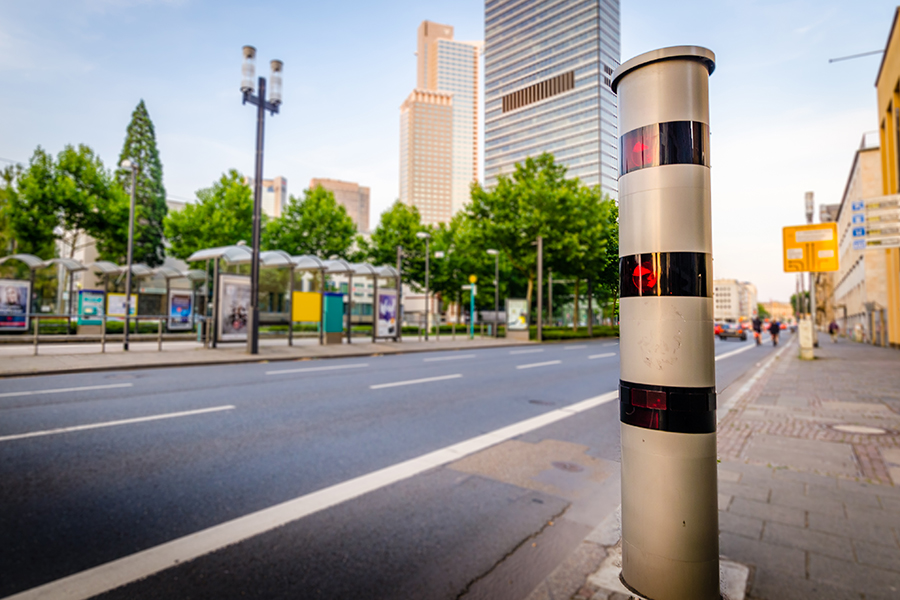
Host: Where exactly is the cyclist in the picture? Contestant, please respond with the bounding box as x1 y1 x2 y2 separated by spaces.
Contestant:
752 316 763 346
768 319 781 347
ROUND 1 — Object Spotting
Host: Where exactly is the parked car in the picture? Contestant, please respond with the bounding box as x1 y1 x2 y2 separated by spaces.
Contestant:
714 323 723 336
718 322 747 341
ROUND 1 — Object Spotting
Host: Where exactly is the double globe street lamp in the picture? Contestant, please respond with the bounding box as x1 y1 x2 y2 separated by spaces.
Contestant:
119 159 137 351
240 46 283 355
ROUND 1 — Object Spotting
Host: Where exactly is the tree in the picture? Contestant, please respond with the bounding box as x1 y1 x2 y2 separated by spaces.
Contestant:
365 200 429 287
164 170 254 261
757 302 770 319
264 185 357 258
6 148 59 259
0 164 23 255
467 153 611 322
116 100 167 267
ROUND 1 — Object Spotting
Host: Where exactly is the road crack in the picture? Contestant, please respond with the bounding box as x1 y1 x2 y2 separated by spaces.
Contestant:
454 502 571 599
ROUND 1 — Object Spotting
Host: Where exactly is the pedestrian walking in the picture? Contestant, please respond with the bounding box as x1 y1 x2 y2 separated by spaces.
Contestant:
828 319 839 343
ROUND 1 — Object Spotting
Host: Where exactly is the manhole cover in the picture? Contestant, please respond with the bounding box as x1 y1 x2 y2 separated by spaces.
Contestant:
529 400 555 406
551 461 584 473
832 424 889 435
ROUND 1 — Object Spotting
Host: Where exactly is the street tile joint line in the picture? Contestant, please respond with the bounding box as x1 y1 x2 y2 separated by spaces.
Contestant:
370 374 462 389
516 360 562 370
0 405 236 443
0 382 133 399
2 391 618 600
266 363 369 375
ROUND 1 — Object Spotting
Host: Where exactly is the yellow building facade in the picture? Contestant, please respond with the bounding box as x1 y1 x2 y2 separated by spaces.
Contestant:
876 7 900 348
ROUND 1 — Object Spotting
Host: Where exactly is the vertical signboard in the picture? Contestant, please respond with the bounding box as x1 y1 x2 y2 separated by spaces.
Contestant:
218 274 251 341
376 289 397 338
106 293 138 320
168 290 193 330
506 299 528 330
78 290 105 326
851 200 867 250
782 223 839 272
0 279 31 331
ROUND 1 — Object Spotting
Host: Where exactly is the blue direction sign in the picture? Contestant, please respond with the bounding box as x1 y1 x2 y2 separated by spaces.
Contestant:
852 201 865 211
852 226 866 237
853 239 866 250
852 214 865 224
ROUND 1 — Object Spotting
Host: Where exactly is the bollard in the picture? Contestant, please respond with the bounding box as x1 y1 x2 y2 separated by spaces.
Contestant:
33 315 39 356
452 322 456 340
101 314 107 353
612 46 718 600
158 317 163 351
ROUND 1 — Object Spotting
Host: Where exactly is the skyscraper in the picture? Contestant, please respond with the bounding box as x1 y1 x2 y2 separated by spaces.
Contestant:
484 0 620 196
310 178 371 233
400 89 454 225
400 21 481 223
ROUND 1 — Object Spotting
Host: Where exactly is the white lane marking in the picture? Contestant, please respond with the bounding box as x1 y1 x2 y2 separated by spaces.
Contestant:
714 343 759 362
423 354 476 362
602 342 618 346
516 360 562 370
267 363 369 375
7 391 618 600
370 374 462 389
588 353 617 360
0 406 235 443
0 383 133 399
510 349 543 355
564 345 587 350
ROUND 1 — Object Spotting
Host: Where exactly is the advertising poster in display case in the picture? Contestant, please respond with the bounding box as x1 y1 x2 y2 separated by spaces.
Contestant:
376 289 397 338
78 290 105 325
107 293 138 320
218 274 250 341
168 290 193 330
0 279 30 331
507 298 528 330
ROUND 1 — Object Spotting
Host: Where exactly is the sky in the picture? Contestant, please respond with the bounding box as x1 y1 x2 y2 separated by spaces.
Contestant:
0 0 897 302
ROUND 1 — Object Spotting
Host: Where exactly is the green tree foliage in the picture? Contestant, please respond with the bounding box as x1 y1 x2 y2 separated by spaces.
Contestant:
6 148 59 258
0 164 23 255
116 100 167 267
164 170 254 261
365 200 429 287
467 153 612 319
757 302 770 319
264 185 357 258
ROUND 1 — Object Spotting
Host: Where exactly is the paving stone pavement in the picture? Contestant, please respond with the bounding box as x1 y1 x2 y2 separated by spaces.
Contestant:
531 334 900 600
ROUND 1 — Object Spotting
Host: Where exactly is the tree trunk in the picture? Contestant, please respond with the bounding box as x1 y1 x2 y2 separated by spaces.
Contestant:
525 276 534 325
573 279 579 330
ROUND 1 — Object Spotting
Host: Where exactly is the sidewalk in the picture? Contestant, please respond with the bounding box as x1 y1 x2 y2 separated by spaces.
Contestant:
531 334 900 600
0 334 532 378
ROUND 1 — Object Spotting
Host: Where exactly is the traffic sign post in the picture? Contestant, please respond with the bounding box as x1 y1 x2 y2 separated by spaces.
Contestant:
462 281 477 340
612 47 719 599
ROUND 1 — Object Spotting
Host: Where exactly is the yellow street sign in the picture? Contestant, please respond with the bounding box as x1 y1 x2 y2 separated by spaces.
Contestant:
469 274 478 284
782 223 839 272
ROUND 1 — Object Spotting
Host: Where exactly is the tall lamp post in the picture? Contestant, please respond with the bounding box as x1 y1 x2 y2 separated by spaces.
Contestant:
487 249 499 337
119 159 137 351
416 231 431 340
241 45 283 355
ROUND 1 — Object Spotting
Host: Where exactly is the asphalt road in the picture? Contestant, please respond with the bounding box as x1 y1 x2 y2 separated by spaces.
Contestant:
0 331 790 600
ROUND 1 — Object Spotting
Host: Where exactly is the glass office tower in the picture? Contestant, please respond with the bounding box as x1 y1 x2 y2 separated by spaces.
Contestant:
484 0 620 197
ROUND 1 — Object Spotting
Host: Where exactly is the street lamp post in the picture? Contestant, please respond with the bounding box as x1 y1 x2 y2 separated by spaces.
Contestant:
416 231 431 340
487 249 499 337
119 159 137 351
241 45 283 355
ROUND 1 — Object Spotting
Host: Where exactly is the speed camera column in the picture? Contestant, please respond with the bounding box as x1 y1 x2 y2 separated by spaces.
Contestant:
610 47 718 600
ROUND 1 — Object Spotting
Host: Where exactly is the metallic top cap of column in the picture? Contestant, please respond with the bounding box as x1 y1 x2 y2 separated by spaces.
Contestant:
611 46 715 93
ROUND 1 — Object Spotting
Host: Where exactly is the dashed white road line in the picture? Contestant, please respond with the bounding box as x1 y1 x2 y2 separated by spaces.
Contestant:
714 344 758 362
423 354 476 362
0 405 235 443
516 360 562 370
588 353 617 360
370 374 462 389
267 363 369 375
564 345 587 350
0 383 133 399
5 391 618 600
602 342 618 347
510 349 544 355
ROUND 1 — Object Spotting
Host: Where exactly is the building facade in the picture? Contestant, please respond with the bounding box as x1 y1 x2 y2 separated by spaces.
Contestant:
831 135 890 343
713 279 757 323
417 21 481 216
760 301 794 323
309 178 371 233
244 176 288 218
484 0 620 195
399 89 454 225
